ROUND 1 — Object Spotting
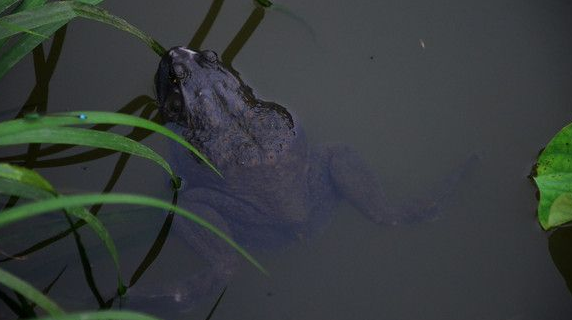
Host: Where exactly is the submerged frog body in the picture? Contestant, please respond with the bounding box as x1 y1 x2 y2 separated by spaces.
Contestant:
148 47 468 308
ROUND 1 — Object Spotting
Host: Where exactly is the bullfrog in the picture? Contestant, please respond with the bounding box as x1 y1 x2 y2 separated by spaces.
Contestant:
148 47 471 308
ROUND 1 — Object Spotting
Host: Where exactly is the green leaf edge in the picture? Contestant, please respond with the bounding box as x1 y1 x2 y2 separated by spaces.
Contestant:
0 163 125 291
0 267 64 316
0 126 177 182
534 122 572 229
0 111 222 177
0 193 267 275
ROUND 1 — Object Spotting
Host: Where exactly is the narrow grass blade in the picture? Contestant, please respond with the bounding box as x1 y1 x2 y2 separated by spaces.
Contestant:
65 206 123 289
0 178 54 199
0 1 103 79
64 213 108 306
0 21 65 79
0 268 64 316
0 163 56 204
0 111 221 177
15 0 47 11
0 164 124 291
0 0 46 48
0 193 267 275
0 1 165 56
68 1 165 56
0 163 55 193
33 310 163 320
0 3 75 39
0 0 20 14
0 19 47 38
0 127 177 181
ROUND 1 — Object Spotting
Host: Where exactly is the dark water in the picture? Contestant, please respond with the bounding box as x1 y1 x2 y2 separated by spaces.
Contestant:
1 0 572 319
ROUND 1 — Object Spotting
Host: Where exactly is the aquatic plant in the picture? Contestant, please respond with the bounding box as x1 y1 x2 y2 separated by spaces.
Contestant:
0 267 162 319
0 0 280 317
0 0 164 79
534 124 572 229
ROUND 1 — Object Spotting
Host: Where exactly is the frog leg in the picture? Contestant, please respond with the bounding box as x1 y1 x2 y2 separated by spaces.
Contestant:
131 189 250 311
321 144 477 225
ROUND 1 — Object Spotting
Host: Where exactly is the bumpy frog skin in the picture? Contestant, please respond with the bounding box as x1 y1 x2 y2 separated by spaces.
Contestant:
148 47 466 310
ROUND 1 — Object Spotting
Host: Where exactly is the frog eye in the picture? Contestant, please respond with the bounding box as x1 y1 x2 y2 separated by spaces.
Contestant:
170 63 189 84
201 50 218 63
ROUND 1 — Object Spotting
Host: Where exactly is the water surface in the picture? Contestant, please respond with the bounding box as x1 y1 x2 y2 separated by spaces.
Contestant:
1 0 572 319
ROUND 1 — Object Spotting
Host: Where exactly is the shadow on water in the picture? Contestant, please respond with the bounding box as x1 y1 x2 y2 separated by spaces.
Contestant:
0 265 66 317
549 226 572 297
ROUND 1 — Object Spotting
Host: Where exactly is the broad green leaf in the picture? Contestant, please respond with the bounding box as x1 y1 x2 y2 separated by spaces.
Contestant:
34 310 162 320
0 193 267 274
0 112 221 177
534 123 572 229
0 163 124 291
0 126 177 182
0 268 64 316
0 1 165 55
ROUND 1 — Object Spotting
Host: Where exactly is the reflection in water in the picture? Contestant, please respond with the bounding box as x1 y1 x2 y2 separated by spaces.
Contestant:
220 6 265 65
188 0 225 50
549 226 572 296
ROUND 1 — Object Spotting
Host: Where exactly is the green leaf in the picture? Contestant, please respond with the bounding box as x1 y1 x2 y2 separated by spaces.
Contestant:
0 21 65 79
0 268 64 316
0 0 20 14
0 112 221 177
534 123 572 229
68 1 165 56
0 2 75 37
16 0 47 11
0 193 267 274
0 0 46 49
0 1 165 55
0 163 55 193
0 126 177 182
64 206 123 287
0 163 124 291
0 178 54 199
255 0 273 7
33 310 162 320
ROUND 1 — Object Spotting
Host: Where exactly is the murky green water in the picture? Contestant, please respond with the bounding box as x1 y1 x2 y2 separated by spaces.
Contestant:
1 0 572 319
